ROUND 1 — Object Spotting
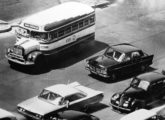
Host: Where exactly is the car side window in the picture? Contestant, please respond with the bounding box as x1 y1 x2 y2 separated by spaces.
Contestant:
149 80 164 91
64 93 86 102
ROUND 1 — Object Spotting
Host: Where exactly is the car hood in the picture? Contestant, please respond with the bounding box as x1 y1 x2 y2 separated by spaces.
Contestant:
18 96 62 115
122 87 148 100
88 55 118 67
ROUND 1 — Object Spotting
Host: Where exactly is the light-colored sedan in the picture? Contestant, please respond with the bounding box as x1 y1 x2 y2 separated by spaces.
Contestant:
17 82 104 120
0 108 16 120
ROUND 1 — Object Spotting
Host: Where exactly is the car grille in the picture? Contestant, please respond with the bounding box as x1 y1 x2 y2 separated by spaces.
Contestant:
89 65 102 73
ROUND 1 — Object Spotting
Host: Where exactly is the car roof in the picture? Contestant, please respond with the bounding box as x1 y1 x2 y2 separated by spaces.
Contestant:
137 72 165 83
111 43 140 53
57 110 89 120
45 84 79 97
0 108 15 119
120 109 156 120
157 107 165 117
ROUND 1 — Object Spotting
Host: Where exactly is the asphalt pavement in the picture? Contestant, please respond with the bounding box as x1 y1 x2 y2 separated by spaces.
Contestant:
1 0 165 120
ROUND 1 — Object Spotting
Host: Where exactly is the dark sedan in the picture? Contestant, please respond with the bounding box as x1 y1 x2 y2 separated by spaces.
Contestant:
57 110 99 120
110 72 165 113
85 43 153 80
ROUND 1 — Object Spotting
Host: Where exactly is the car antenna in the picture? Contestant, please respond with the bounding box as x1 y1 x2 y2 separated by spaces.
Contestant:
67 80 70 85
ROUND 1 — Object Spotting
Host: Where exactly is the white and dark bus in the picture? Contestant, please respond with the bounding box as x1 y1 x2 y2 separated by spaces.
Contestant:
6 2 95 69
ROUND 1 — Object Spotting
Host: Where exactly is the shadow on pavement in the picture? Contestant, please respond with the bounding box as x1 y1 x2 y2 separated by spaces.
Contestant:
88 66 156 83
11 40 108 75
87 103 109 114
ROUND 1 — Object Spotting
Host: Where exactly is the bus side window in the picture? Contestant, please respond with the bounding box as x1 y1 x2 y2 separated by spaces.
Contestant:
58 29 64 37
72 23 78 31
90 16 95 23
65 26 71 34
79 21 84 28
84 19 89 26
51 32 57 39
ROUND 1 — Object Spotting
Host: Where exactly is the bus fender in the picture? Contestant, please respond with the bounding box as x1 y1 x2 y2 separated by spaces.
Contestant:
27 51 43 63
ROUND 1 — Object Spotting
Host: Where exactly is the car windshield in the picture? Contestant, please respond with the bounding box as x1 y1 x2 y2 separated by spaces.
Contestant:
131 78 150 91
39 89 61 101
105 48 125 62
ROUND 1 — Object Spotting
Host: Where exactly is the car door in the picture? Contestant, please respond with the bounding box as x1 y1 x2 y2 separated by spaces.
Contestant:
113 53 132 75
64 93 87 110
147 81 164 103
128 51 144 72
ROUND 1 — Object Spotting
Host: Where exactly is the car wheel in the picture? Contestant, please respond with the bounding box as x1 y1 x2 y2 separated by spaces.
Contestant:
140 65 146 72
111 73 116 80
83 105 89 112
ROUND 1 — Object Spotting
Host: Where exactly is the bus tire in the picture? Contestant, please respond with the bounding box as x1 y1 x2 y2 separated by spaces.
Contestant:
33 55 46 72
8 60 16 68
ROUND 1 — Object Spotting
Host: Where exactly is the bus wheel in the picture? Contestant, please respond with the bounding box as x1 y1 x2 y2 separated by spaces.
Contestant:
33 55 46 72
8 60 16 68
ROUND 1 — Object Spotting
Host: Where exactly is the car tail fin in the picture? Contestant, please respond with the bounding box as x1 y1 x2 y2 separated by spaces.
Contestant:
68 82 80 87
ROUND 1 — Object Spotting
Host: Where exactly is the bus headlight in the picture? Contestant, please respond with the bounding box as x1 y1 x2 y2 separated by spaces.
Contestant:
27 54 35 61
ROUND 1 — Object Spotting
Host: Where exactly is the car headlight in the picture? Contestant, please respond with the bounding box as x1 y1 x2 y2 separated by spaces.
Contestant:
123 103 129 107
101 68 107 74
111 94 120 100
18 107 25 112
36 114 42 119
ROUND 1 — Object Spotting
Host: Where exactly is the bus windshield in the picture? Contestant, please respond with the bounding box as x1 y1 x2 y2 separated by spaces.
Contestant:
30 31 48 40
16 27 49 41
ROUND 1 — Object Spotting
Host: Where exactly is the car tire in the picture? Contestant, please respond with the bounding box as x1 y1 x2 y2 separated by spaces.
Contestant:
140 65 146 72
82 105 89 112
111 73 116 81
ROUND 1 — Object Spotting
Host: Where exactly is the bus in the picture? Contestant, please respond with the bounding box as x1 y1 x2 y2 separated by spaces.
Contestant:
6 2 95 69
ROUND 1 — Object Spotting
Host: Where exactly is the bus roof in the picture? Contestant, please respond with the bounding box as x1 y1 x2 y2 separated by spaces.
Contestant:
20 2 94 32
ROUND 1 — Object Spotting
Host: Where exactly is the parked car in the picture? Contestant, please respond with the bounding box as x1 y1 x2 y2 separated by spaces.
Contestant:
120 105 165 120
120 109 157 120
57 110 99 120
0 108 16 120
85 43 153 80
110 72 165 113
17 82 104 120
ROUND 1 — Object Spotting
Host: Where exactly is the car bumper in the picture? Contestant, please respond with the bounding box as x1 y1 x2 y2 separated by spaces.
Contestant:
110 103 132 113
6 54 34 65
17 109 41 120
85 66 109 78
